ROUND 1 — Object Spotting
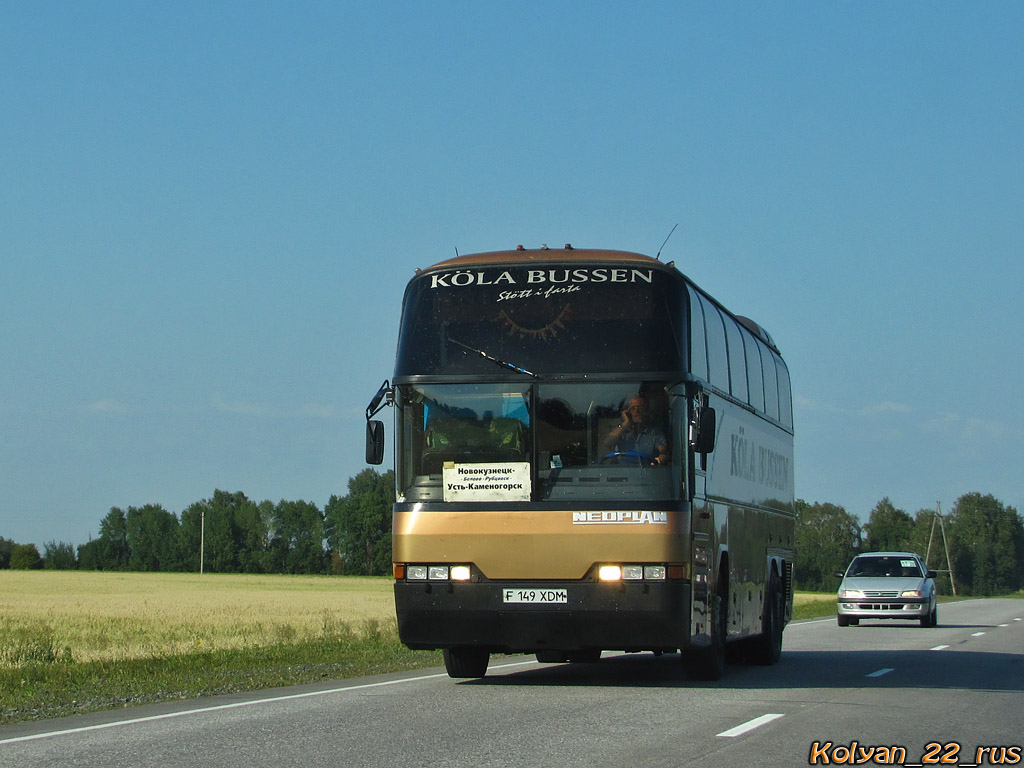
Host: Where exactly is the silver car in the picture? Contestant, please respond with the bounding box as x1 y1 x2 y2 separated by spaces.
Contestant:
835 551 938 627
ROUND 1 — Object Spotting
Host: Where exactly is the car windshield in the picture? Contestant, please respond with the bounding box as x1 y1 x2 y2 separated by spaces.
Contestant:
847 556 923 578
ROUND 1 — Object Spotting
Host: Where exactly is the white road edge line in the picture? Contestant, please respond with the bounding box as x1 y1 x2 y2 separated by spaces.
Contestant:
718 713 785 738
930 645 950 651
866 668 894 678
971 632 986 637
0 660 541 746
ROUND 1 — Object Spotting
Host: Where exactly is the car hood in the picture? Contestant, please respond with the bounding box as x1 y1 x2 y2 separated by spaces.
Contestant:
839 576 929 593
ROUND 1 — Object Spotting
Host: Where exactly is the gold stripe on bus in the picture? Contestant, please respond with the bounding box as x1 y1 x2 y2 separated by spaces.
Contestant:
394 510 687 580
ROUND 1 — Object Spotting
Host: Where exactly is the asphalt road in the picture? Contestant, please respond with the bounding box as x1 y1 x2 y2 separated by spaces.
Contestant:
2 598 1022 768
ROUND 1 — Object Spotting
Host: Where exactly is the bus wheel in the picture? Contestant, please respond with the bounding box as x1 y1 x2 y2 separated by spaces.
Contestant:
566 649 602 663
443 648 489 678
686 592 726 681
750 572 783 665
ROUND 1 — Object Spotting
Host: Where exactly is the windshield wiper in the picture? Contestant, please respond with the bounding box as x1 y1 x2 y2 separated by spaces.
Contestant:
449 337 537 378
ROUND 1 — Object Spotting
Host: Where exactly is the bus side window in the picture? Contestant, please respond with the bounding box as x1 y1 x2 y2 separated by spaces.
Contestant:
725 317 748 403
688 287 708 381
762 344 780 421
701 296 729 392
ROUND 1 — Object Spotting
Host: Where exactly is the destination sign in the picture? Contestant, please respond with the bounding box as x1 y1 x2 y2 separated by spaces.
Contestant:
442 461 531 502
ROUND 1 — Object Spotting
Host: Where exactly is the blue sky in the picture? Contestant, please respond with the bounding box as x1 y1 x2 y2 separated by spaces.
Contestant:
3 2 1022 548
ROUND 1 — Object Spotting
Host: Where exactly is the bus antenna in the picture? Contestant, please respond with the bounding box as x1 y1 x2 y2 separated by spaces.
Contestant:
655 223 679 260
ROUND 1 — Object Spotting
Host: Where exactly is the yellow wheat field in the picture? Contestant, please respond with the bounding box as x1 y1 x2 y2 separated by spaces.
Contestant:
0 571 396 666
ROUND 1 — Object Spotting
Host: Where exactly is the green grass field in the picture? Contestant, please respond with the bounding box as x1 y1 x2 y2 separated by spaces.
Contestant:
1 571 399 665
0 571 441 724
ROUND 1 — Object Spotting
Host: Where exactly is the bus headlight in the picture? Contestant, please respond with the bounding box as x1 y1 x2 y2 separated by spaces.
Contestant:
598 564 669 582
622 565 644 580
644 565 667 581
407 565 428 580
428 566 449 580
450 565 472 581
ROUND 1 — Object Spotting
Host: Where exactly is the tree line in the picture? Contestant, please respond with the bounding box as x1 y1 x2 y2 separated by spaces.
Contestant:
3 480 1022 596
796 492 1024 595
0 469 395 577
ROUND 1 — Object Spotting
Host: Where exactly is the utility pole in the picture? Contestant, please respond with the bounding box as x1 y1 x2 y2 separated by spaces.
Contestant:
925 502 957 596
200 508 205 575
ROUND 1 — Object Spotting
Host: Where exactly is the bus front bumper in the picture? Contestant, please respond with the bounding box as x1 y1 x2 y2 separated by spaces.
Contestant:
394 580 691 654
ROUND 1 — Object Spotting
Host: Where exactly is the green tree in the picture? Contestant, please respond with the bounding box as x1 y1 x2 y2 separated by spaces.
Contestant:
862 497 914 553
0 537 15 568
269 499 327 574
325 469 394 576
10 543 43 570
181 491 257 573
97 507 130 570
77 538 102 571
235 498 272 573
43 540 77 570
947 493 1024 595
126 504 182 571
794 499 861 591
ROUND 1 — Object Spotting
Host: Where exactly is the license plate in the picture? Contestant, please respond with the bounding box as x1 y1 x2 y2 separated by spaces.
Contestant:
502 588 567 604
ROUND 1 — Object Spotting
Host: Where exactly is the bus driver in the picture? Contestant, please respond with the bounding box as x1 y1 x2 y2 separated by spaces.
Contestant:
601 395 670 466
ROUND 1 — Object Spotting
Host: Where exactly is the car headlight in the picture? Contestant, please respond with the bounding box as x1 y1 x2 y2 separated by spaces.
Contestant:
901 589 923 597
839 589 864 599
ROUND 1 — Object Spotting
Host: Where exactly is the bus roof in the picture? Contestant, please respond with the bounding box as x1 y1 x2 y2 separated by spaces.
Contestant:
418 246 679 274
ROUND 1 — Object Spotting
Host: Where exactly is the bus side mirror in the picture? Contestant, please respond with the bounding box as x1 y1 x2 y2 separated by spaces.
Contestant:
689 406 716 454
366 420 385 465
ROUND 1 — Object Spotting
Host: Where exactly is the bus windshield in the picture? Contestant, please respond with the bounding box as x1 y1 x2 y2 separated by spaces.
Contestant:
396 381 679 503
396 265 685 376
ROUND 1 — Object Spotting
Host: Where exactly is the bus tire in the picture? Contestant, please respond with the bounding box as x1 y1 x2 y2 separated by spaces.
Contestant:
750 572 784 665
686 592 726 681
566 649 602 663
443 648 489 679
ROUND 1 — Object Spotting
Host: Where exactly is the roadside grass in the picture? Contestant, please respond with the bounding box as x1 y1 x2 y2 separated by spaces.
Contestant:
0 571 440 725
793 592 836 621
1 621 442 724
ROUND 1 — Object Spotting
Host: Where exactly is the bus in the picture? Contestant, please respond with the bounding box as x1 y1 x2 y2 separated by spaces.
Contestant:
365 245 795 680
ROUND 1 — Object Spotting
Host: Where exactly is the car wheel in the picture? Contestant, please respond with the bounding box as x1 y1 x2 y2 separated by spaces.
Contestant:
837 614 849 627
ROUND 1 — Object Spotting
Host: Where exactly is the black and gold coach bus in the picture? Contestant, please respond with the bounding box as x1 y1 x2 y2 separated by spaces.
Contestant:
365 245 795 679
